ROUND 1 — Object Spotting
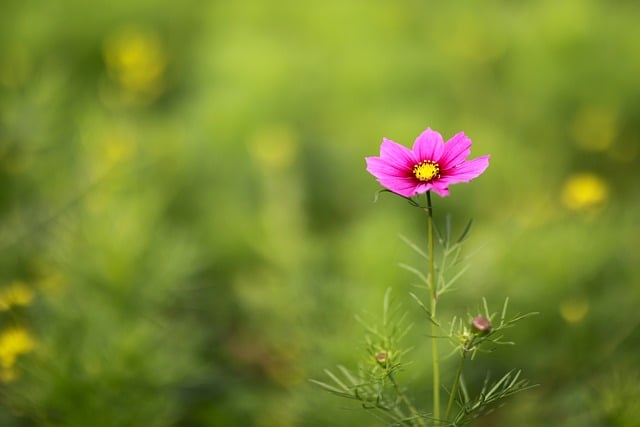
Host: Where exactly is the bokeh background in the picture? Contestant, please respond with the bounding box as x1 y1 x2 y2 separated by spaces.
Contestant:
1 0 639 426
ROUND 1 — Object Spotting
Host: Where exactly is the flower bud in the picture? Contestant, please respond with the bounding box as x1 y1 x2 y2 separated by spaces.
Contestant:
471 316 492 336
375 351 388 367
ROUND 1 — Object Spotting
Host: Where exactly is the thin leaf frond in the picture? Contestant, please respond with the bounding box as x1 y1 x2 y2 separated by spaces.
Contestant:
398 234 429 260
456 219 474 244
439 264 470 294
399 263 430 286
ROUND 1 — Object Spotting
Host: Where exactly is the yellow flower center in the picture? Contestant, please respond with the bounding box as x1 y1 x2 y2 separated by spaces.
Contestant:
413 160 440 182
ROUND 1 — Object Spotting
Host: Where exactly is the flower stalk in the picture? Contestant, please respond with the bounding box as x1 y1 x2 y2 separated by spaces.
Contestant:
445 345 467 421
426 191 440 422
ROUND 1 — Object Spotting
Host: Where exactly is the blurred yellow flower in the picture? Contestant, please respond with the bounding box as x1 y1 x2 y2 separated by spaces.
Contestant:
0 281 35 311
104 131 136 164
0 328 35 382
561 173 608 211
559 298 589 324
96 124 137 172
103 26 167 103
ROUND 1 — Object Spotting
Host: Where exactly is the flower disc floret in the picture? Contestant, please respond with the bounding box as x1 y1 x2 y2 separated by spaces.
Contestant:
365 128 490 197
413 160 440 182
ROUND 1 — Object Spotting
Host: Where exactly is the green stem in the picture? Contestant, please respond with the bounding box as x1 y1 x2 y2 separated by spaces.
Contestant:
445 351 466 421
390 373 427 427
426 191 440 423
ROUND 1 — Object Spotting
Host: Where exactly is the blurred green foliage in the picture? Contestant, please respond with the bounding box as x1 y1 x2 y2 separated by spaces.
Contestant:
1 0 639 426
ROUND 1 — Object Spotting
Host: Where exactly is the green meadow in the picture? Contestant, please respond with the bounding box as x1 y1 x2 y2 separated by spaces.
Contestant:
1 1 639 426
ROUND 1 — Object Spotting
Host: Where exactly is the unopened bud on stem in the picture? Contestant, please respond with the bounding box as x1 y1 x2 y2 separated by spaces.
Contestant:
471 316 492 336
375 351 388 367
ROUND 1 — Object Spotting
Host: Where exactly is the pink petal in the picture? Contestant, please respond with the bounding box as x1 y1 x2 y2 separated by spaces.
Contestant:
439 132 472 169
379 138 416 170
366 155 419 197
365 156 409 178
375 176 420 197
412 128 444 162
430 181 451 197
414 182 434 195
441 155 490 184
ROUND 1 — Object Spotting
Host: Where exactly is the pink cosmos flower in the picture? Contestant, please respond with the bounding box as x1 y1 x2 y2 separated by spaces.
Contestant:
365 128 490 197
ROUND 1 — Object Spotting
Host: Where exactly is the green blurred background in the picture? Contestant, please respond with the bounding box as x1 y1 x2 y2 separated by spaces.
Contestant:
1 0 639 426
